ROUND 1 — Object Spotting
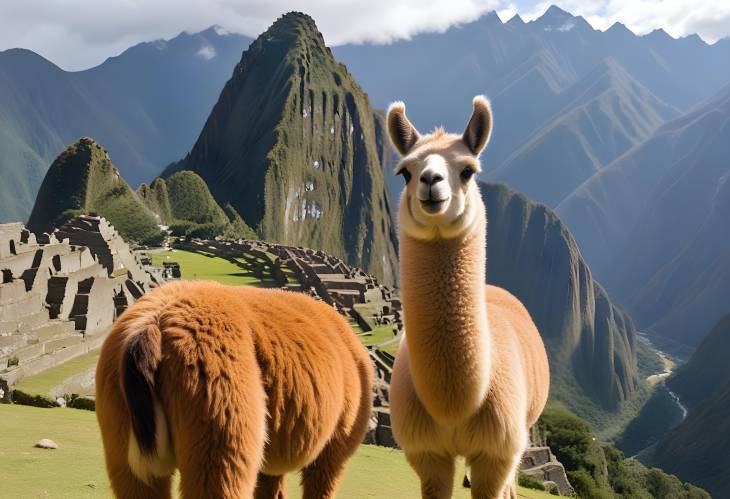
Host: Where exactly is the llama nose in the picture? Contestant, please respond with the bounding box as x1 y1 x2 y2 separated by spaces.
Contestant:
420 172 444 186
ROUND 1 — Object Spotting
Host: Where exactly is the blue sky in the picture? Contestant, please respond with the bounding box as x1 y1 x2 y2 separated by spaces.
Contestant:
0 0 728 71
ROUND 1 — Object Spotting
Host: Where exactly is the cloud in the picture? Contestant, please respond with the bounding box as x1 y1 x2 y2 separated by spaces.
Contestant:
0 0 728 71
0 0 500 71
519 0 730 43
196 43 217 60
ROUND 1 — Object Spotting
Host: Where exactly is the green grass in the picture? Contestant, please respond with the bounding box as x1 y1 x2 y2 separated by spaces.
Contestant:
14 350 100 398
360 324 398 347
149 249 262 286
0 405 557 498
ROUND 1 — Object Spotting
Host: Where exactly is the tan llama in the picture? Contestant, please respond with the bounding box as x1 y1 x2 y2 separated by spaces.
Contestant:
387 96 550 499
96 280 373 499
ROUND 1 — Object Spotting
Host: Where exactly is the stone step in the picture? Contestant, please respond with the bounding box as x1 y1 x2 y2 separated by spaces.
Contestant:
0 292 45 322
0 334 28 357
6 342 44 364
31 320 78 342
43 334 84 354
0 310 51 334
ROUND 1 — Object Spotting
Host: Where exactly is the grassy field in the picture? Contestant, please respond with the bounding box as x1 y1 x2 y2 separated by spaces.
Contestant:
0 405 556 498
149 249 262 286
14 350 100 397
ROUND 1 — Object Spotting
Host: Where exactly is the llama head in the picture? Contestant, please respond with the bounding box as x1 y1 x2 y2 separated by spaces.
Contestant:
387 95 492 240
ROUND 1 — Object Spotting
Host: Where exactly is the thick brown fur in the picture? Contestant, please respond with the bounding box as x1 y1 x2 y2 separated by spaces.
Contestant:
387 97 550 499
96 280 373 499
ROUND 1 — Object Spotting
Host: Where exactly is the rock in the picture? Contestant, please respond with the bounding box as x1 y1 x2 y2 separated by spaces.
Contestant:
35 438 58 449
55 397 66 407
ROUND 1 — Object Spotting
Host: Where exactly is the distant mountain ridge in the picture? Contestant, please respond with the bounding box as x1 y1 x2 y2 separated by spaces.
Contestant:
164 13 398 285
0 29 253 222
557 83 730 348
3 5 729 223
487 58 679 206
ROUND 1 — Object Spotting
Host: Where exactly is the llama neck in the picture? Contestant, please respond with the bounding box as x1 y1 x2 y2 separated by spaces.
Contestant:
399 210 491 424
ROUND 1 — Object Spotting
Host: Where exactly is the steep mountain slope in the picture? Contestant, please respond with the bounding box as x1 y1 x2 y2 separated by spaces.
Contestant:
480 182 638 425
667 313 730 411
653 385 730 497
26 138 161 244
650 314 730 496
557 84 730 347
487 59 678 206
165 13 398 284
0 29 252 222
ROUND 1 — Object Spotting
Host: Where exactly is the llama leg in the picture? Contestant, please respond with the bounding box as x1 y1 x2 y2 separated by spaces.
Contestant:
300 426 363 499
106 460 172 499
255 473 286 499
467 453 519 499
301 355 372 499
405 452 455 499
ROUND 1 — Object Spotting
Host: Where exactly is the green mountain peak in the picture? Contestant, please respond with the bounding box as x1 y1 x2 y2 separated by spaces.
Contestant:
164 10 397 284
27 138 162 244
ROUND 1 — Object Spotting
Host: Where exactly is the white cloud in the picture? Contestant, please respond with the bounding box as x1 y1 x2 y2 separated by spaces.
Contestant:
497 3 519 22
0 0 728 71
196 44 217 60
0 0 500 71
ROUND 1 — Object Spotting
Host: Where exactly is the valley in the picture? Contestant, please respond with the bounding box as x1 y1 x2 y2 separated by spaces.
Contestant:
0 4 728 496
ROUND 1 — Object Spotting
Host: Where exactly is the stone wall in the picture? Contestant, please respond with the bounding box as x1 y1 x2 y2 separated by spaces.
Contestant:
0 216 153 388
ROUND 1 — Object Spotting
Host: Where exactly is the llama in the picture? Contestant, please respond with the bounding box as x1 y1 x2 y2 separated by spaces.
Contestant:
387 96 550 499
96 280 373 499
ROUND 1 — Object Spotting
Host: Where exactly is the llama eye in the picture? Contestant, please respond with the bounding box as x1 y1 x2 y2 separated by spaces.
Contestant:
460 167 475 182
398 169 412 184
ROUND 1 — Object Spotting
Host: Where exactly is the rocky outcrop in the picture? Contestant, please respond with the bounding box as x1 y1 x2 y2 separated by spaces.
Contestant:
481 182 638 420
164 13 398 285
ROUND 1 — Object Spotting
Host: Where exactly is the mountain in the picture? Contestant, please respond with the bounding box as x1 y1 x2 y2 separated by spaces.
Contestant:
5 6 730 224
164 13 398 285
26 138 161 245
138 171 257 239
486 58 678 206
334 6 730 168
0 28 252 222
667 313 730 411
557 83 730 348
651 314 730 496
480 182 638 427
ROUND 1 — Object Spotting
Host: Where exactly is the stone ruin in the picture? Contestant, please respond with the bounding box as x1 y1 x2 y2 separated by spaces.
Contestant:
520 445 575 496
174 238 403 336
0 216 154 389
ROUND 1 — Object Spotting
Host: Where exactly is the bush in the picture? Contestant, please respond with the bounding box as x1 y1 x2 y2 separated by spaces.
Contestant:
66 394 95 411
186 222 227 240
11 390 57 408
518 473 545 491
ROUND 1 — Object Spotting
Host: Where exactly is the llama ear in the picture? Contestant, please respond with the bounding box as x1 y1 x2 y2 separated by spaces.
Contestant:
387 101 421 156
462 95 493 156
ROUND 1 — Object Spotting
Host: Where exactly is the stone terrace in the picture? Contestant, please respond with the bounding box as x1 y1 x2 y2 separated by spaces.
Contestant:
0 216 153 388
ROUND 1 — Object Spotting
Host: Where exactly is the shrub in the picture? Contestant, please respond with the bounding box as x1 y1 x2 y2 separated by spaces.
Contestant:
11 390 57 408
518 473 545 491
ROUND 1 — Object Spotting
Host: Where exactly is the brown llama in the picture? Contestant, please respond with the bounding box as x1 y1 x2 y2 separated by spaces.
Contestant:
386 96 550 499
96 280 373 499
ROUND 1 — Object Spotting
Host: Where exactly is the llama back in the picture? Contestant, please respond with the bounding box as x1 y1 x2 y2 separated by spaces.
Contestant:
486 284 550 426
